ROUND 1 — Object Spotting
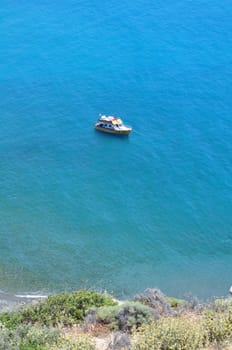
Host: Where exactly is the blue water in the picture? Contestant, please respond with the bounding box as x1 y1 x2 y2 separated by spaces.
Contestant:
0 0 232 299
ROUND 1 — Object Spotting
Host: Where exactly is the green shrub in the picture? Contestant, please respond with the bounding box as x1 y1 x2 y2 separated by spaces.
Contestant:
20 347 46 350
48 336 96 350
132 316 207 350
0 290 116 327
211 298 232 313
0 310 23 329
19 325 60 349
0 321 97 350
165 297 185 309
95 301 153 332
203 307 232 344
0 322 60 350
0 322 18 350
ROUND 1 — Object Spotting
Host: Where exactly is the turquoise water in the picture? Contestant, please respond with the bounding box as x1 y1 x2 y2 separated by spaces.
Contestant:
0 0 232 299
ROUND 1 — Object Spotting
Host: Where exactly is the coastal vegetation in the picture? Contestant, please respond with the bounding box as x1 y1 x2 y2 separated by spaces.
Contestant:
0 290 116 328
1 289 232 349
92 301 154 332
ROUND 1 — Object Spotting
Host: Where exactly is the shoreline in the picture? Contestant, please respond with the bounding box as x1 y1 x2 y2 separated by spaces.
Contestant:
1 287 231 314
1 288 232 350
0 291 47 313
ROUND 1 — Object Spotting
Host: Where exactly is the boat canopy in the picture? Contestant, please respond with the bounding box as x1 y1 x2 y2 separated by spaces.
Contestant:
112 118 122 125
99 115 122 124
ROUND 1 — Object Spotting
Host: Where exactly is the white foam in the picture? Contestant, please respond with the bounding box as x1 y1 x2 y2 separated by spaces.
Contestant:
15 294 47 299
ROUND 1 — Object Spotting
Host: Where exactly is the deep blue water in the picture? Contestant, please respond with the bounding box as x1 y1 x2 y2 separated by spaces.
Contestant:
0 0 232 299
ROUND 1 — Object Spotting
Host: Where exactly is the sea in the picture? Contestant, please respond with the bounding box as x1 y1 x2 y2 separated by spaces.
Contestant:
0 0 232 301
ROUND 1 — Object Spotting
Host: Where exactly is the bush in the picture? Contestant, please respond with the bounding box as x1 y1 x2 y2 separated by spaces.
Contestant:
19 325 60 349
0 322 60 350
0 290 116 327
132 316 207 350
0 310 23 329
203 307 232 345
134 289 173 316
48 336 96 350
0 322 96 350
165 297 185 309
95 301 154 332
0 322 18 350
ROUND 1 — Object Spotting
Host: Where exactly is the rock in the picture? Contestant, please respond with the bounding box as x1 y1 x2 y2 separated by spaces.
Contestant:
106 331 131 350
85 308 97 325
133 288 173 316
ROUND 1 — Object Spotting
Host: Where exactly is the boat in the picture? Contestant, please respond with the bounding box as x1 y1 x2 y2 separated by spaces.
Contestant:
94 115 132 135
